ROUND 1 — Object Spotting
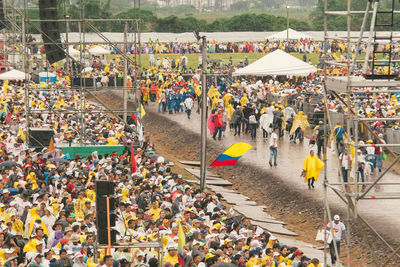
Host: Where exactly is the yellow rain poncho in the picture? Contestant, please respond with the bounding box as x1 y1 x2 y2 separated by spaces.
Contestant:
290 113 310 135
302 154 324 183
240 94 248 107
27 208 49 238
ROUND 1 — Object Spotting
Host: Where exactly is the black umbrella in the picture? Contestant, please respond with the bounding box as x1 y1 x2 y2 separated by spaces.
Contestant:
0 161 18 167
49 158 69 163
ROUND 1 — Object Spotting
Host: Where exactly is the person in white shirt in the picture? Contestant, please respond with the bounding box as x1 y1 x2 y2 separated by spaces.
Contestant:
184 96 194 119
353 149 366 183
327 214 347 265
339 150 352 183
206 196 218 214
182 188 194 207
269 128 279 167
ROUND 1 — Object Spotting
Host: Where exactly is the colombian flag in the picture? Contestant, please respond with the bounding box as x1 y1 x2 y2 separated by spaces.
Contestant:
210 142 253 167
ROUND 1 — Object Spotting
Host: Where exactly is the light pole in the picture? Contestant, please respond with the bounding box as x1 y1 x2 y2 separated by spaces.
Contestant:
286 5 290 43
194 31 207 192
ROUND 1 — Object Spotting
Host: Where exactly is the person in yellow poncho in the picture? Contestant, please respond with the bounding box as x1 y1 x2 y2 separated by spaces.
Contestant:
302 150 324 189
148 202 161 222
307 258 322 267
240 94 248 107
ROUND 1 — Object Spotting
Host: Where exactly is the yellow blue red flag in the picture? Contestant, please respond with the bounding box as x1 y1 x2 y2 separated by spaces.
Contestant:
210 142 253 167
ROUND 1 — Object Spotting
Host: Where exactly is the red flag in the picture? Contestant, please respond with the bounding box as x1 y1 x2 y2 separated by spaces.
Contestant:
48 138 55 152
130 142 137 173
131 113 140 124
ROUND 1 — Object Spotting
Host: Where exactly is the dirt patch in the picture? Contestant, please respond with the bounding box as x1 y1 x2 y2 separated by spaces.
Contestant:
94 92 400 266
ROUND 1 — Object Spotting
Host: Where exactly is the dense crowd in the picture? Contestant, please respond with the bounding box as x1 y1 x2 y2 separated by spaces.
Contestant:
0 68 329 267
1 35 399 266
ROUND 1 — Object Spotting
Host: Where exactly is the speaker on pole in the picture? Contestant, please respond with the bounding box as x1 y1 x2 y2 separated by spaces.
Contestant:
0 0 6 30
39 0 66 64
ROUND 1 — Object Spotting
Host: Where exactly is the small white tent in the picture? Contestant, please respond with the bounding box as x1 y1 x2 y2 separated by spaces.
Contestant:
0 69 28 80
89 46 112 55
233 49 317 76
267 28 312 40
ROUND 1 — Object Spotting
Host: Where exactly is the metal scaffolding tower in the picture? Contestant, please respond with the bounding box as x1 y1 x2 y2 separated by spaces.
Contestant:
2 0 143 146
323 0 400 266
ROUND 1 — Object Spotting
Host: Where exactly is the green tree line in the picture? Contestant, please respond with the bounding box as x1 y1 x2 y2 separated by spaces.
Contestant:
26 0 311 33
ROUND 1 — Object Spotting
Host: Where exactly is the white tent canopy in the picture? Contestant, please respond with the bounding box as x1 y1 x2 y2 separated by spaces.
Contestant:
233 49 317 76
89 46 112 55
0 69 28 80
267 28 313 40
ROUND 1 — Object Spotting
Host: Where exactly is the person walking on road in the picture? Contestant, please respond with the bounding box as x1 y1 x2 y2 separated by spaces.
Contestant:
269 128 278 167
212 109 223 141
314 121 325 157
327 215 347 266
302 150 324 189
183 96 194 119
248 108 258 140
333 123 346 154
231 106 244 137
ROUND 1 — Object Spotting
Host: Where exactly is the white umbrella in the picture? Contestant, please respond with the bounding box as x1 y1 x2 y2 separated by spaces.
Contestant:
66 47 80 58
0 69 28 80
88 46 112 55
81 67 93 73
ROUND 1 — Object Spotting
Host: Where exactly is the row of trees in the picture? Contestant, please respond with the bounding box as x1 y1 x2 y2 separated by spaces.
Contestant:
25 0 312 33
26 0 400 32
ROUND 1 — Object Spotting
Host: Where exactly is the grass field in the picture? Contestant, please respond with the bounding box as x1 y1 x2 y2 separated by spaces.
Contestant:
108 52 321 69
107 51 378 70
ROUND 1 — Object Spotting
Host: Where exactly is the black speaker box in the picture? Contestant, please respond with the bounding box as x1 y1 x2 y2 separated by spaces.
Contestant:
39 0 66 64
95 181 115 196
28 128 54 149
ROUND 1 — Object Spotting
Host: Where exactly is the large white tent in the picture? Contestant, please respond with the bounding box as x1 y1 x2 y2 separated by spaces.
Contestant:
89 46 112 55
233 49 317 76
267 28 313 40
0 69 28 80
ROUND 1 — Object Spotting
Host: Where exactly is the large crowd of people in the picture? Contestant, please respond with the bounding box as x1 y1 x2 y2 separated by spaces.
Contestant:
0 63 330 267
0 35 399 267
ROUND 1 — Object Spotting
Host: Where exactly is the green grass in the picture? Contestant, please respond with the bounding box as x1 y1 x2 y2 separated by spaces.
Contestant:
108 52 321 70
108 52 382 70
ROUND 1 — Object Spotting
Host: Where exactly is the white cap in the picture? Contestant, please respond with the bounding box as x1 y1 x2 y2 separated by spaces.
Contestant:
334 215 340 220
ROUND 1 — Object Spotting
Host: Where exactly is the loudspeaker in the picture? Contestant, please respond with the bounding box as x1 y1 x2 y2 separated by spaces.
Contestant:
39 0 65 64
28 128 54 149
97 229 117 244
0 0 6 30
96 181 115 196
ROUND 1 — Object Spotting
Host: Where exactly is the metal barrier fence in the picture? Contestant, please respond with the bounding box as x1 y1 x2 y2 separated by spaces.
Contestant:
300 102 400 153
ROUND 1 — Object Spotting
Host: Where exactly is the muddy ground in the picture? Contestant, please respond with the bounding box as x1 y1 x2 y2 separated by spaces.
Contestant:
93 92 400 266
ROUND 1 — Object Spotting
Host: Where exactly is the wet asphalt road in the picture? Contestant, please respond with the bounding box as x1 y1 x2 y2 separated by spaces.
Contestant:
144 103 400 243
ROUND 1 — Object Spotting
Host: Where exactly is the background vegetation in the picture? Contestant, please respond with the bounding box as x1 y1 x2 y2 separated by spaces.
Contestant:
23 0 400 33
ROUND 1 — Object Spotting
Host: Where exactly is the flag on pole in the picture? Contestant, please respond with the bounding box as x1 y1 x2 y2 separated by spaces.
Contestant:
130 141 137 173
48 138 55 152
177 222 186 266
210 142 253 167
141 104 146 117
